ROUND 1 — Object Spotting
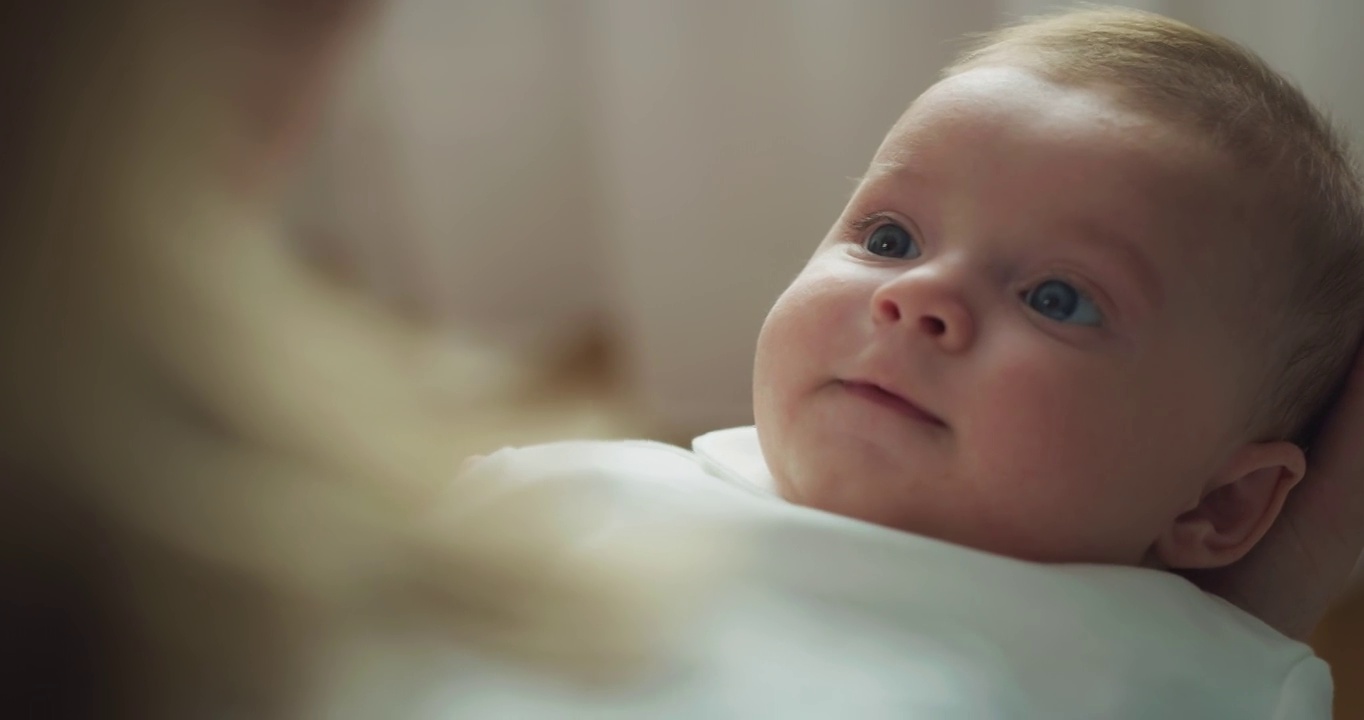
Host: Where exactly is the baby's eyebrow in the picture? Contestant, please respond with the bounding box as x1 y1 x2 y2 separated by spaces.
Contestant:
862 158 907 183
1073 221 1165 310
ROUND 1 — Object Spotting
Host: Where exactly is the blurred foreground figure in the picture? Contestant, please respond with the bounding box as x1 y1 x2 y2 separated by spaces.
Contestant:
0 2 694 717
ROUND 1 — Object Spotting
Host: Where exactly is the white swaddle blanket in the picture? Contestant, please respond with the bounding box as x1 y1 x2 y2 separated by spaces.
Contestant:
410 427 1331 719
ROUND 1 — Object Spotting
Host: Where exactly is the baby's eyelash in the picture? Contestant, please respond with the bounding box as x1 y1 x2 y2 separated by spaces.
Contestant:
849 212 899 234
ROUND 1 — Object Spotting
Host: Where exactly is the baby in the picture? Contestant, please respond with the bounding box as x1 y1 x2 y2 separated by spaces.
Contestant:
445 7 1364 718
753 9 1364 572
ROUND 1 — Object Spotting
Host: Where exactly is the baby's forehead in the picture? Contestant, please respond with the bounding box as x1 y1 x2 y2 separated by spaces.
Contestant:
885 71 1246 225
911 69 1271 218
894 68 1218 173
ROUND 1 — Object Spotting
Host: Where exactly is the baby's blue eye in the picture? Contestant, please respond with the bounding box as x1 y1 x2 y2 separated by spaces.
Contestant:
1024 280 1103 326
864 224 921 259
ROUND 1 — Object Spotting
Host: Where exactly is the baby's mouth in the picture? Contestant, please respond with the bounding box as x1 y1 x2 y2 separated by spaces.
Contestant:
837 380 947 427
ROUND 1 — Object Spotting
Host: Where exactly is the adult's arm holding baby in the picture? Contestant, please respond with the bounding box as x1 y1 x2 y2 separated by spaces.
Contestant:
1198 347 1364 641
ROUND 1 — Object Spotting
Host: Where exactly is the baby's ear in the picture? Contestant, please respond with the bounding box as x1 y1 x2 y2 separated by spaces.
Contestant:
1152 441 1306 570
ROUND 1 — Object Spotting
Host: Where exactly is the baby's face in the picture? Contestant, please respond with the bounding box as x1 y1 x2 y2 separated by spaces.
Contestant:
753 66 1278 565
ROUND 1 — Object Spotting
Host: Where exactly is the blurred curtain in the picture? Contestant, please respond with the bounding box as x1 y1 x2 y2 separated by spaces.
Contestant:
290 0 1364 434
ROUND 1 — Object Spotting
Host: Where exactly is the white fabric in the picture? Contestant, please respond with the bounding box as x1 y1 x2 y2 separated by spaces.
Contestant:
417 428 1331 719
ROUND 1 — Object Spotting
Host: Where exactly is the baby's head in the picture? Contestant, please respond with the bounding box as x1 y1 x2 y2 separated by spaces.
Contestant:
752 7 1364 569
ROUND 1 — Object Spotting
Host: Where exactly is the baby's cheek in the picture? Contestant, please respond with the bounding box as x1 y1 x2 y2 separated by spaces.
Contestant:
761 278 861 375
969 352 1131 485
967 368 1158 559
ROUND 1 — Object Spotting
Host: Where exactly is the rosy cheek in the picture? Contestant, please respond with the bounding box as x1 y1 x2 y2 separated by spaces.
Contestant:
755 289 826 403
771 276 862 348
968 341 1124 477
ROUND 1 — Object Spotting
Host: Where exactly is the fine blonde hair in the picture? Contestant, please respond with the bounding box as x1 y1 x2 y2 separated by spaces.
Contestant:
947 5 1364 445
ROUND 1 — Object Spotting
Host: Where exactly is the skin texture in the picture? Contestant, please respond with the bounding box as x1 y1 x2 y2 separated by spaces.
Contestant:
753 66 1306 570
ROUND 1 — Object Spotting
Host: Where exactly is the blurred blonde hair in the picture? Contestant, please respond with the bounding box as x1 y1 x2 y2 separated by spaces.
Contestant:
0 2 684 717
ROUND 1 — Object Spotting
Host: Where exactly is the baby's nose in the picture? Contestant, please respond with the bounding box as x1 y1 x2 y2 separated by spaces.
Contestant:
872 277 975 353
